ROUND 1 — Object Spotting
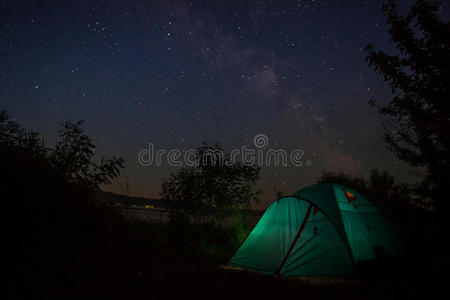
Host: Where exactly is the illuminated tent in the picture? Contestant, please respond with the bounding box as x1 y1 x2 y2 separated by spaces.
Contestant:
228 183 403 277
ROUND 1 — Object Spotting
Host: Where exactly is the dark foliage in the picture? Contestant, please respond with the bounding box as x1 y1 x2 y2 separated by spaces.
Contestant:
0 111 124 200
0 110 125 297
364 0 450 215
162 143 261 227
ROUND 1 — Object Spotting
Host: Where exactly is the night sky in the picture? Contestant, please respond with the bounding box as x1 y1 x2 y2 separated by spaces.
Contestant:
2 0 449 206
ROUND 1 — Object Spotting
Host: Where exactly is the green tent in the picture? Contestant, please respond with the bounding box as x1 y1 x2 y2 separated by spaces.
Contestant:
228 183 403 277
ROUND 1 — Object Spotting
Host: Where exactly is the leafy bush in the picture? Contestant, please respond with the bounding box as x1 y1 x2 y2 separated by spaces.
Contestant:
161 143 259 256
0 110 124 203
0 110 126 296
162 143 260 228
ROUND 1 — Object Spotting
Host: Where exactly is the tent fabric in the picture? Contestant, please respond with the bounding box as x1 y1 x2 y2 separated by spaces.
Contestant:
228 183 403 277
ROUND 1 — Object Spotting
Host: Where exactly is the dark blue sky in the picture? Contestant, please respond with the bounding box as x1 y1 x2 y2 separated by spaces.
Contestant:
2 0 448 205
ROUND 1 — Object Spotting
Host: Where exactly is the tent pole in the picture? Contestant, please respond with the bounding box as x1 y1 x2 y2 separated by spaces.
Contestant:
274 203 313 277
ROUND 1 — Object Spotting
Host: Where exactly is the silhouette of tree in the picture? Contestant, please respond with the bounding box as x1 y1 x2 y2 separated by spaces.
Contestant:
365 0 450 214
0 110 124 202
162 143 260 227
1 110 135 297
51 120 124 198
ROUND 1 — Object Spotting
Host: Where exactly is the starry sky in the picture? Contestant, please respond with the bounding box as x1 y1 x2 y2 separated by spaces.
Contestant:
2 0 449 207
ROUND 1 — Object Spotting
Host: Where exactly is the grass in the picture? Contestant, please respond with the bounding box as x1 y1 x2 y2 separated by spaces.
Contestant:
3 200 447 299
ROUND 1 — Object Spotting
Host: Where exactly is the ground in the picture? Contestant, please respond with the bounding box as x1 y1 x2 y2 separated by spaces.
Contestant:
3 203 446 299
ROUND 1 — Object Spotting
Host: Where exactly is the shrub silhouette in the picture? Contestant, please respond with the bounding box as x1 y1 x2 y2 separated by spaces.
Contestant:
162 143 261 228
0 110 124 203
0 110 125 296
161 143 260 254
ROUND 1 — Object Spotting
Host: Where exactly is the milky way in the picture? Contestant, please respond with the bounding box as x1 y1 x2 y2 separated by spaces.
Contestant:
1 0 449 205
